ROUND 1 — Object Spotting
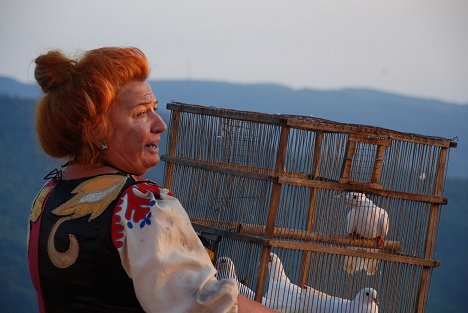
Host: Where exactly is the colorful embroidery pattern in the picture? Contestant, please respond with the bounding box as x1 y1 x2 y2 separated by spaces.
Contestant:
52 175 128 220
30 182 55 223
112 183 163 249
48 175 127 268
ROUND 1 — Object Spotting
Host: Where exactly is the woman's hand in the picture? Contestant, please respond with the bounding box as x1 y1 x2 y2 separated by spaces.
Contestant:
237 295 280 313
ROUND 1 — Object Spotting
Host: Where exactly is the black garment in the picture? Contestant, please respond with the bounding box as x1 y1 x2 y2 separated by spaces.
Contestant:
29 173 149 313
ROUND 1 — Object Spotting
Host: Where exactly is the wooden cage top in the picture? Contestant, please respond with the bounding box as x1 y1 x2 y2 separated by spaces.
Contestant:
167 102 457 149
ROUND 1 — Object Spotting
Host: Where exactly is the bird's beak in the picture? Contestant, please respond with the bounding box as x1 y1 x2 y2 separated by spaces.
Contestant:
373 297 379 305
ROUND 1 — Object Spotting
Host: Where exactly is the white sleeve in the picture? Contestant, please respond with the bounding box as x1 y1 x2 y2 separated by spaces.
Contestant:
113 184 239 313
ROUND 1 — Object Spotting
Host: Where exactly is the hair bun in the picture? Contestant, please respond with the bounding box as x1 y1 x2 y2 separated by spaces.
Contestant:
34 50 76 93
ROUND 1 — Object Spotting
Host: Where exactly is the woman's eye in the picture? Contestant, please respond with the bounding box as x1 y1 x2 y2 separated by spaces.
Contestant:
136 105 157 117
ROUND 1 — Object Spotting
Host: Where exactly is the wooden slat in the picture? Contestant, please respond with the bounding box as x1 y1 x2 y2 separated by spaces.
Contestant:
161 155 276 181
270 240 439 268
255 126 290 302
339 139 356 183
192 219 437 269
287 119 454 148
371 144 387 185
167 101 286 125
162 155 448 205
306 131 324 230
279 176 447 205
349 133 391 146
265 126 290 235
167 102 455 148
193 220 439 270
191 222 269 246
416 147 449 313
299 131 323 287
163 111 180 190
256 247 271 302
191 217 401 251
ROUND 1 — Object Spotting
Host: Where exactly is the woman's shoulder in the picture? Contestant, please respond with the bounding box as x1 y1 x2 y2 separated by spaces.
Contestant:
125 175 174 198
111 176 176 249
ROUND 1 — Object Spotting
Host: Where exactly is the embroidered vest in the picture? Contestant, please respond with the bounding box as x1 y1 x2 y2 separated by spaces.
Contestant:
28 173 152 313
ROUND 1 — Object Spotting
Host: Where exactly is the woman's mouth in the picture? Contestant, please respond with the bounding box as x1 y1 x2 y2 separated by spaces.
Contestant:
145 143 159 152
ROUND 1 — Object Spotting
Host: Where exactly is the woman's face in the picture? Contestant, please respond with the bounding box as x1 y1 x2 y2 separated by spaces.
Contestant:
102 81 166 176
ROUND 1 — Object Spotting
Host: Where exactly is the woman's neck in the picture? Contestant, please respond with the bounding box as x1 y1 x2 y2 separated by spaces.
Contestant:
62 163 120 180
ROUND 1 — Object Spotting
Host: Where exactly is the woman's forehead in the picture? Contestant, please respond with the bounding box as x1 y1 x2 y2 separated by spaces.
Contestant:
116 81 156 107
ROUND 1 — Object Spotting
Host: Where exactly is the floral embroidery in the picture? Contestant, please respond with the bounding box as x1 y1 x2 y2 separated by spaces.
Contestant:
140 212 152 228
111 206 125 249
48 175 127 268
112 182 164 249
52 175 127 220
30 181 56 223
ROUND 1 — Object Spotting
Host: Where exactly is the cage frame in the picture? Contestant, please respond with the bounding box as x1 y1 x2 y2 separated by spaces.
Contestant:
162 101 456 313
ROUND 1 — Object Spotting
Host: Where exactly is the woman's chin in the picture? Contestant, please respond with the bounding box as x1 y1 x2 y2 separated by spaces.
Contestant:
144 156 161 170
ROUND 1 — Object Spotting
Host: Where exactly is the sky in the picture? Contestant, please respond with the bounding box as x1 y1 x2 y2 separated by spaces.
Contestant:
1 0 467 104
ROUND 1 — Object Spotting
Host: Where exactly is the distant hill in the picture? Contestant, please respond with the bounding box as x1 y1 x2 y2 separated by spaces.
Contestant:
2 76 464 178
0 77 40 98
1 80 467 313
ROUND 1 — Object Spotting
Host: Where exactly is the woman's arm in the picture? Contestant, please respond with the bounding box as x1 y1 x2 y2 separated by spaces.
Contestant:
112 184 238 312
238 295 280 313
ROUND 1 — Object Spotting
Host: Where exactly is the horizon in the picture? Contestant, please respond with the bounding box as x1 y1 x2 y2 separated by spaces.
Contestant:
2 74 467 107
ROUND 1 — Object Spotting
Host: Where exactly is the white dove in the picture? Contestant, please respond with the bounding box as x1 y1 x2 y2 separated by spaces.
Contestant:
215 256 258 300
300 285 350 313
351 288 379 313
343 247 380 276
346 192 389 248
264 253 302 312
300 287 379 313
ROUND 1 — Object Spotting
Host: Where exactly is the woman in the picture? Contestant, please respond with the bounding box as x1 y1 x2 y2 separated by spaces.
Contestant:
28 47 278 313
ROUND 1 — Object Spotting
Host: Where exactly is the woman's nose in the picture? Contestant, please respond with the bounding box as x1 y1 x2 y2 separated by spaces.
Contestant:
151 112 167 133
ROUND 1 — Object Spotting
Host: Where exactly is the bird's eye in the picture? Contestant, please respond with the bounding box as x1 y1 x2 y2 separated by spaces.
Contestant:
366 292 369 296
353 195 357 199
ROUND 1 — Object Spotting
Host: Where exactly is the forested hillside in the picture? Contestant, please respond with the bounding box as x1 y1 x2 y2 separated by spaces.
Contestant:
2 76 466 178
0 83 467 312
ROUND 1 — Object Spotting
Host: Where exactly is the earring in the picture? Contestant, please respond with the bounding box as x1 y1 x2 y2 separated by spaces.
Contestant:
99 143 108 151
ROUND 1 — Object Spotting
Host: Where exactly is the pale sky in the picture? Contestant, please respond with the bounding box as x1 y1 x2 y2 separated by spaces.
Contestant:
1 0 467 104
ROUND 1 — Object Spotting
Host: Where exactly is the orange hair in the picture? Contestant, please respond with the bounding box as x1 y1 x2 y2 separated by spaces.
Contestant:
34 47 150 164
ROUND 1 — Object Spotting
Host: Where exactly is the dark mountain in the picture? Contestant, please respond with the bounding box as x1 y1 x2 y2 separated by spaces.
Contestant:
1 78 467 312
3 77 464 178
151 80 467 178
0 77 40 99
151 80 467 136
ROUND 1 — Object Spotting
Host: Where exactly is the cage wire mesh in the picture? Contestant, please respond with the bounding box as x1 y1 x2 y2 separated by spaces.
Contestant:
350 142 378 183
162 102 456 313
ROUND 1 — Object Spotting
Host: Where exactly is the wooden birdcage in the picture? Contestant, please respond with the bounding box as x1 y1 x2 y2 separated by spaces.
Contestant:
162 102 456 313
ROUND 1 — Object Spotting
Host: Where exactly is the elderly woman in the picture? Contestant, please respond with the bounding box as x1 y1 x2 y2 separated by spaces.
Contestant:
28 47 278 313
